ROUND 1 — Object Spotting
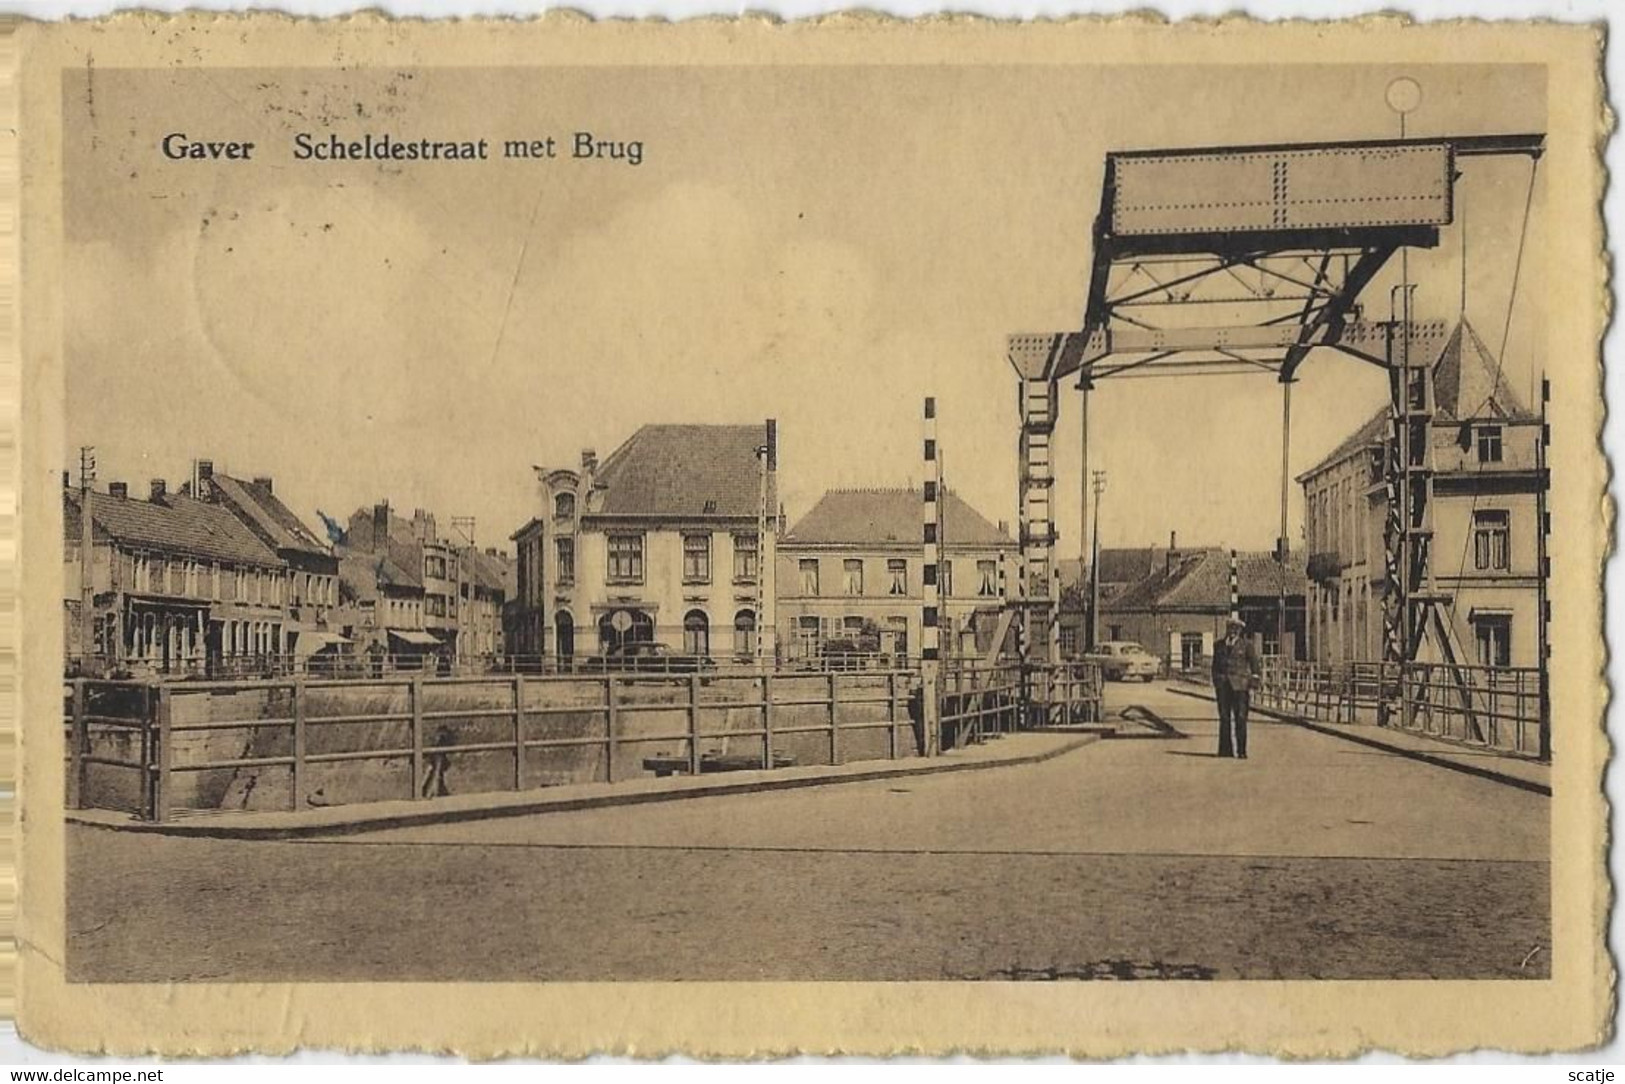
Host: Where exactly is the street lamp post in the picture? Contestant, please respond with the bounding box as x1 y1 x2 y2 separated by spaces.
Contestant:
1089 469 1106 652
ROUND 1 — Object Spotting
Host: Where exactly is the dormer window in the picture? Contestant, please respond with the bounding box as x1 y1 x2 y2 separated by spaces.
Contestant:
1476 425 1504 464
554 492 576 519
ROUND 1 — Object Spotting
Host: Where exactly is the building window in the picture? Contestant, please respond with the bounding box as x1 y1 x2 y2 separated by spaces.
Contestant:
607 534 643 584
887 559 908 596
683 610 710 656
1180 632 1204 670
556 537 575 586
886 615 909 660
1477 425 1504 464
941 560 953 597
799 559 820 596
733 533 759 582
554 492 576 519
842 616 866 643
733 609 756 658
1060 626 1078 656
843 559 864 596
1473 510 1511 571
683 534 712 584
425 554 447 580
797 616 821 655
1472 614 1512 668
978 560 997 597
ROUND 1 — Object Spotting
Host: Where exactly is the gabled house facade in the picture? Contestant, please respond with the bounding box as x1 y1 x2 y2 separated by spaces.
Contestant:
775 487 1016 662
190 460 343 659
333 502 443 667
1297 320 1545 668
515 422 778 664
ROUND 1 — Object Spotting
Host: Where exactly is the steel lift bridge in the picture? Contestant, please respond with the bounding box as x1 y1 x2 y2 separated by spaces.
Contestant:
1005 134 1543 722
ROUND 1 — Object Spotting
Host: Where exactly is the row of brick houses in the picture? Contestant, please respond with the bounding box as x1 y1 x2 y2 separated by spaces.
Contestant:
64 459 513 677
332 503 513 667
63 463 341 676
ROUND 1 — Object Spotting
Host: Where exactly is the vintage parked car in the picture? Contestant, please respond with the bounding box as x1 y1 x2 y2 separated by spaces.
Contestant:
584 641 717 675
1091 641 1161 682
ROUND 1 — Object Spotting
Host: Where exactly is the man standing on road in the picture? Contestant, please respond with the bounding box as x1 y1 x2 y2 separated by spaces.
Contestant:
1211 616 1261 759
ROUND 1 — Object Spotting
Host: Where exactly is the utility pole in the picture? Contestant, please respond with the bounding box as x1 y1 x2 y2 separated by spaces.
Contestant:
755 441 770 669
1079 378 1091 645
452 516 476 664
1089 469 1107 652
78 446 96 675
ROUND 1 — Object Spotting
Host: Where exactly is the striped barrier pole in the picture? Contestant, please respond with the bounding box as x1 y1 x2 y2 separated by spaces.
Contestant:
922 398 941 755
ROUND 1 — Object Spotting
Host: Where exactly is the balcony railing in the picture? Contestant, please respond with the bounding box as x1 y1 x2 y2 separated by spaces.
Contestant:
1306 551 1344 583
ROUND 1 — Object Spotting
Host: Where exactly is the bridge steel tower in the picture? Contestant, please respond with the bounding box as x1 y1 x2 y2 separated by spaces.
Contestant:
1008 134 1543 710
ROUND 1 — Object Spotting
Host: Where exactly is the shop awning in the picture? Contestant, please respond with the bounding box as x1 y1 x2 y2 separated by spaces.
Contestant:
388 629 441 647
293 631 352 656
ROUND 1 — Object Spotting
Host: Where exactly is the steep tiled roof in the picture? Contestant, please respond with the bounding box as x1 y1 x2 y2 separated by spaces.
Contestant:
1434 320 1535 424
785 488 1013 547
465 548 511 594
65 489 282 568
1058 549 1163 589
1106 548 1305 614
1299 318 1535 481
209 473 331 558
337 551 383 603
594 424 774 518
336 543 422 599
379 539 424 589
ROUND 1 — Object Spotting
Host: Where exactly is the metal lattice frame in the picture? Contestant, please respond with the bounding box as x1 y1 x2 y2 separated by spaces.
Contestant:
1008 134 1543 674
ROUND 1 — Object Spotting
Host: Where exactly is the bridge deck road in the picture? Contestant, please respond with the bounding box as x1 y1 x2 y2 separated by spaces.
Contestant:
67 680 1549 983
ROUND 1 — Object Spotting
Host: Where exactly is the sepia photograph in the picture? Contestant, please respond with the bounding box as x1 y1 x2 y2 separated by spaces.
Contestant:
13 14 1610 1057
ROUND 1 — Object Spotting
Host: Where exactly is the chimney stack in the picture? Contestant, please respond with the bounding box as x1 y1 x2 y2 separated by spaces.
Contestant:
149 479 167 502
197 459 214 482
62 471 69 489
581 448 598 472
109 482 128 499
765 419 777 472
253 475 273 494
1166 531 1178 574
373 501 390 551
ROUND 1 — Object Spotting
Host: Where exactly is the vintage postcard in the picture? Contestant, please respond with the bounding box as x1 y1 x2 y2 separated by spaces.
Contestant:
10 12 1611 1058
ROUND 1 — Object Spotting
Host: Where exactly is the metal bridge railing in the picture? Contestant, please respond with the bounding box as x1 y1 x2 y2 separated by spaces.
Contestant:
65 669 920 823
1256 657 1547 761
937 660 1103 751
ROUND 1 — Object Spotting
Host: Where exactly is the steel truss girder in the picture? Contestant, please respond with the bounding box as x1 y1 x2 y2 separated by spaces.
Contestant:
1008 319 1452 384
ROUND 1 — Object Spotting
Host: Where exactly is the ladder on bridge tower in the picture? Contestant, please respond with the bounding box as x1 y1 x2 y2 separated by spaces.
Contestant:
1381 296 1481 735
1016 372 1060 662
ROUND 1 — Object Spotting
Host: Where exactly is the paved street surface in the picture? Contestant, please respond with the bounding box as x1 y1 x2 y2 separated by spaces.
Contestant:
67 681 1549 982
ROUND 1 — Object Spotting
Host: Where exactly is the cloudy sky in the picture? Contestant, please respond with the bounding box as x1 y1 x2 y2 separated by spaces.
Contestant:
63 62 1546 556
